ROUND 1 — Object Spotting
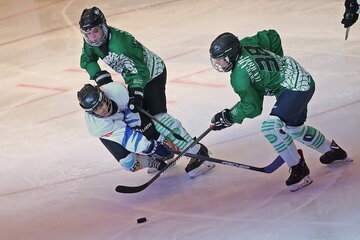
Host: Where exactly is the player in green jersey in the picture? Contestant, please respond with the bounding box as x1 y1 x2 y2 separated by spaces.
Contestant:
78 7 214 178
208 30 351 191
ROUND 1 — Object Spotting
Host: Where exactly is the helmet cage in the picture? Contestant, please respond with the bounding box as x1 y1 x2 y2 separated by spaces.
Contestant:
81 23 109 47
210 56 233 72
209 32 241 72
79 7 108 47
78 85 113 117
91 94 113 117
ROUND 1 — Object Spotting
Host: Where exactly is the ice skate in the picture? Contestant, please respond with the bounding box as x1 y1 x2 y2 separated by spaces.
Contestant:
320 140 352 164
147 137 179 174
147 153 175 174
185 143 215 178
147 158 167 172
286 151 313 192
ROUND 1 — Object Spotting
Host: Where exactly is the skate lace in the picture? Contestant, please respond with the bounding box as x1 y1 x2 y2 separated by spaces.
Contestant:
148 158 163 169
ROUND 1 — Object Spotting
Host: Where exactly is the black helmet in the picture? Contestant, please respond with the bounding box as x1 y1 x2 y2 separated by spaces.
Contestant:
79 7 109 47
77 84 114 117
79 7 106 31
77 84 103 112
209 32 241 72
77 84 116 119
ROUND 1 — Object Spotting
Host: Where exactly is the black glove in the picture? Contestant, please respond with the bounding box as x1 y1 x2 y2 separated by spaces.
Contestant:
211 109 234 131
341 0 359 28
128 87 144 113
144 140 173 159
93 70 113 86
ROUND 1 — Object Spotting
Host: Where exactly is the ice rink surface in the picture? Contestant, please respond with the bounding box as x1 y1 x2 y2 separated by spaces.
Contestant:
1 0 359 239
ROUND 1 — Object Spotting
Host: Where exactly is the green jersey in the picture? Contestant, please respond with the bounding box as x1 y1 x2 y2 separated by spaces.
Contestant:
228 30 315 124
80 26 165 90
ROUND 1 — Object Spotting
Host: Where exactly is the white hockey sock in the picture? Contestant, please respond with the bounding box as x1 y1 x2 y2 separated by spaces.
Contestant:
153 113 200 154
285 125 332 154
261 116 300 167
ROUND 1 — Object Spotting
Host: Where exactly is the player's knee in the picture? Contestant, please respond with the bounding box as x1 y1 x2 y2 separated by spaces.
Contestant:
285 125 315 142
285 125 307 140
153 113 182 136
119 153 142 172
261 116 285 143
261 115 284 134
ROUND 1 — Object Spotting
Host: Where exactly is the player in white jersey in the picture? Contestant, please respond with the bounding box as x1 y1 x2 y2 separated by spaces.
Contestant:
77 79 173 173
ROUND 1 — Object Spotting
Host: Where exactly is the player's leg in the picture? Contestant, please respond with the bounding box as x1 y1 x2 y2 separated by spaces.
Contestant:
142 67 214 177
261 115 311 191
99 138 168 172
263 89 315 191
276 89 349 164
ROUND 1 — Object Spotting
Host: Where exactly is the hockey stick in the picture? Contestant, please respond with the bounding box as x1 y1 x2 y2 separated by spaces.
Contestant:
137 107 187 142
115 103 240 193
115 124 216 194
345 27 350 40
167 149 294 173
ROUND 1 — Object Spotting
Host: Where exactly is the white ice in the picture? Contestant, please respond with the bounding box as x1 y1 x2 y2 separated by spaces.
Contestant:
1 0 359 239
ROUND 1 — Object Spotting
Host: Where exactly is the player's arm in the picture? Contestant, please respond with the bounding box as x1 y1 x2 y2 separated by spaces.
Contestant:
80 44 102 79
121 55 149 112
228 72 264 124
87 115 159 155
242 30 284 57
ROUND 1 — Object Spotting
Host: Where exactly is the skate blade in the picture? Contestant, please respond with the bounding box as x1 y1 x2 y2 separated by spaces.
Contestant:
330 157 353 165
189 164 215 179
343 157 353 162
147 167 158 174
288 175 313 192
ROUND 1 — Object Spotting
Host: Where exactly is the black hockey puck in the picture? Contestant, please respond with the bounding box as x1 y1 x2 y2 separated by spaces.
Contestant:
137 217 147 223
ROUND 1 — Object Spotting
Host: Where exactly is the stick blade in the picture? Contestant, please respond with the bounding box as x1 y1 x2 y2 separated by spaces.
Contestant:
115 169 163 193
115 183 149 193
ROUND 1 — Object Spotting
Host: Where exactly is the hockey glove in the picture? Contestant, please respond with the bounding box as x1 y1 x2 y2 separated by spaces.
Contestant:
128 87 144 113
94 70 113 86
341 0 359 28
211 109 234 131
143 140 173 160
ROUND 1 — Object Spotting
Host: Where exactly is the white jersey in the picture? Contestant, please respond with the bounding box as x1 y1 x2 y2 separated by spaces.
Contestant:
84 81 152 154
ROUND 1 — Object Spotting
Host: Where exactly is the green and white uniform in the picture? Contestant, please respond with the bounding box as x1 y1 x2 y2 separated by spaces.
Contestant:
228 29 315 124
227 30 331 167
81 26 165 89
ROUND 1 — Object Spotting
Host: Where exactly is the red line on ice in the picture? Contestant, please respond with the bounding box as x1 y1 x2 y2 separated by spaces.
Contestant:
0 0 68 21
0 0 182 46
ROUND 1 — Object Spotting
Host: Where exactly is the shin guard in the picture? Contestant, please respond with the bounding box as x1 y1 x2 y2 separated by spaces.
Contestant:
261 116 300 166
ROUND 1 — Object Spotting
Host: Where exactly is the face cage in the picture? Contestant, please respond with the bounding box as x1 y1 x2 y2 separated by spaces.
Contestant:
210 56 233 72
83 90 113 117
92 95 113 118
81 23 109 47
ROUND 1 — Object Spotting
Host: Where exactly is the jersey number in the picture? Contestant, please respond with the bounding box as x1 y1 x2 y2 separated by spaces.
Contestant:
243 46 280 72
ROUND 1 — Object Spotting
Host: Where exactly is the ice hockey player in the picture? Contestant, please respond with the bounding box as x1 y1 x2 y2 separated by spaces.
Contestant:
208 30 351 192
77 80 173 173
78 6 214 177
341 0 360 28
